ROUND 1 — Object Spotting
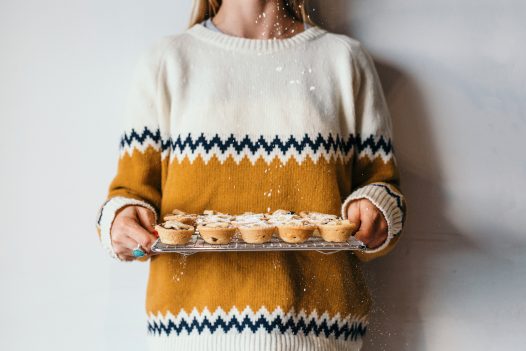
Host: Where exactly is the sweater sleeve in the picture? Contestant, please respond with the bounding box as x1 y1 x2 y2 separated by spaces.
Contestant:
95 39 170 260
341 43 407 262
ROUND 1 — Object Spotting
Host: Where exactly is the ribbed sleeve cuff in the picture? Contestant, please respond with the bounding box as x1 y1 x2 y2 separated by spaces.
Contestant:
341 183 404 254
96 196 158 261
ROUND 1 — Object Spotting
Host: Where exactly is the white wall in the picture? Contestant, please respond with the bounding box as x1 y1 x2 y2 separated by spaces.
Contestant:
0 1 524 350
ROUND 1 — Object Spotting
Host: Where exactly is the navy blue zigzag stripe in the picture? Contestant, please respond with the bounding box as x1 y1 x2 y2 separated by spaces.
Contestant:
119 127 162 149
147 315 367 341
119 127 392 156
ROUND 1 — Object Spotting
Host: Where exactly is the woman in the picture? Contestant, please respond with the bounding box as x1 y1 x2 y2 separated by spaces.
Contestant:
96 0 407 350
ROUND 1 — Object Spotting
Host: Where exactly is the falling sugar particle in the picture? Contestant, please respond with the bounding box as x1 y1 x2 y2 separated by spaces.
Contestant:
276 66 283 72
267 207 271 212
309 86 316 91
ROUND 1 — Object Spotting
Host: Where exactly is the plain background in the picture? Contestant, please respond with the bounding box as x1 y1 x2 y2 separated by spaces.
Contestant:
1 0 525 350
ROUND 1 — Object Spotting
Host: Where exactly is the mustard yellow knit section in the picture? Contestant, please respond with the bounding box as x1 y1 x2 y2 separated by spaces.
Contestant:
161 156 349 217
146 250 372 317
107 147 163 209
104 149 403 317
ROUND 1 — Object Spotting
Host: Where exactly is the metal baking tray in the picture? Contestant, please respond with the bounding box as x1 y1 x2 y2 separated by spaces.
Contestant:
151 232 367 256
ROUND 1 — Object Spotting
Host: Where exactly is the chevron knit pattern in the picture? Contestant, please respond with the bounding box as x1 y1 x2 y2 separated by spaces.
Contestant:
147 307 367 341
119 128 393 164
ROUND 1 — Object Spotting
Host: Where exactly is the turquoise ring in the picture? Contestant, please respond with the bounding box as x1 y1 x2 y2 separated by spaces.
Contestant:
132 244 146 258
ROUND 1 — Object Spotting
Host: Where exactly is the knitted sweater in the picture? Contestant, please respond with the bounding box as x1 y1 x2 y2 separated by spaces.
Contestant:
96 21 406 351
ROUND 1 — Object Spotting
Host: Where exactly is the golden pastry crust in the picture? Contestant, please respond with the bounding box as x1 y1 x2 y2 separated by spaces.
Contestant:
238 225 276 244
155 223 194 245
318 220 358 243
298 211 339 237
276 224 316 243
197 223 237 244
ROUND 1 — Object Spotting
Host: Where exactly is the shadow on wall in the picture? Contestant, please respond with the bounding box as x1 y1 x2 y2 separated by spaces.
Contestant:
310 1 478 350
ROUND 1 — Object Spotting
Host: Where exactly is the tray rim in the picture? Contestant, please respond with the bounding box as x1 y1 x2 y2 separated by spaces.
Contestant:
151 233 367 256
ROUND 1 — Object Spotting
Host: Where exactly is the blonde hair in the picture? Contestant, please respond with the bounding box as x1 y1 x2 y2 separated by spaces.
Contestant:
188 0 318 29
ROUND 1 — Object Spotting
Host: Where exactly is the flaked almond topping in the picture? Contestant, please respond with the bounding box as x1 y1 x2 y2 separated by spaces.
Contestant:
162 220 193 230
164 214 196 221
279 219 312 226
197 214 234 224
272 209 294 216
322 219 356 226
268 213 302 224
238 221 275 228
322 220 342 226
301 211 339 223
234 213 269 223
200 222 233 228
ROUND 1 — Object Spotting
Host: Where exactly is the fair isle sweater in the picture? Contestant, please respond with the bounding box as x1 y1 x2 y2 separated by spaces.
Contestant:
96 20 406 351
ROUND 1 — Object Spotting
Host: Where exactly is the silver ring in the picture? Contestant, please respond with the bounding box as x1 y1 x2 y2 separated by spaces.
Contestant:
131 244 146 258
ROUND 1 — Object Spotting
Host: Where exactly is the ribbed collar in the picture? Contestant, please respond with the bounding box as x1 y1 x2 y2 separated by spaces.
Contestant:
186 22 327 53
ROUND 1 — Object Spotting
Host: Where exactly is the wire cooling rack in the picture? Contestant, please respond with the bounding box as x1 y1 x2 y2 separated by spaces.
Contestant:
151 232 367 256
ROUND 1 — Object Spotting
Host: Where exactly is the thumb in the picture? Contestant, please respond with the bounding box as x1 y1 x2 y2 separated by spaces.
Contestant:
135 206 156 233
346 200 361 228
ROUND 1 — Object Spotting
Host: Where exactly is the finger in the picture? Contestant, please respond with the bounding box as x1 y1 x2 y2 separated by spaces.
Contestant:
116 237 152 261
360 200 381 224
369 232 388 249
113 235 139 259
346 200 361 227
369 220 389 249
123 219 156 253
135 207 159 243
136 207 156 233
353 216 375 247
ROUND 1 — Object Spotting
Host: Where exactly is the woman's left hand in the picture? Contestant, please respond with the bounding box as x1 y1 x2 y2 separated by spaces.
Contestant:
347 198 388 249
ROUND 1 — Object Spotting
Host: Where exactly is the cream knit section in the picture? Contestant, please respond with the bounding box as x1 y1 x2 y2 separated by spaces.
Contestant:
147 332 363 351
120 23 390 139
186 22 327 53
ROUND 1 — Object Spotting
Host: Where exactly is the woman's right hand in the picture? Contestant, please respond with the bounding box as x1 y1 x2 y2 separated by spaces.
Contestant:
110 205 159 261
